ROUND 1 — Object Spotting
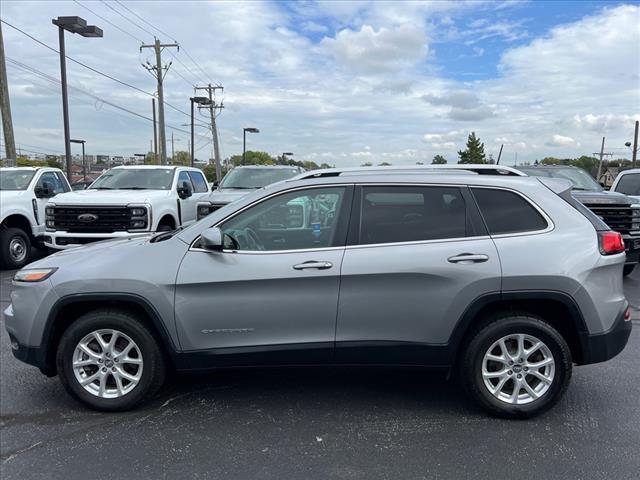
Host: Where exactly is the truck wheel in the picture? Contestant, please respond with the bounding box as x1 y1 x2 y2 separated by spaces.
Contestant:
56 309 166 411
623 264 636 276
459 315 572 419
0 227 31 269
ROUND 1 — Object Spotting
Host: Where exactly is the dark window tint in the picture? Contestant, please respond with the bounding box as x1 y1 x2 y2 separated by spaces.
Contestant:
188 171 209 193
472 188 548 235
360 186 466 244
614 173 640 196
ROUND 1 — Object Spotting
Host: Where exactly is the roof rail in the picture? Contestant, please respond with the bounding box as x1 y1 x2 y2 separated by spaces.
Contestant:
295 164 525 180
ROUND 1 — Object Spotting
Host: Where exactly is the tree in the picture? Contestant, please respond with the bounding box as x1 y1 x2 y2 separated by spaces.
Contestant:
458 132 486 164
202 164 218 182
360 162 373 167
378 162 392 166
431 155 447 165
172 151 190 166
144 152 157 165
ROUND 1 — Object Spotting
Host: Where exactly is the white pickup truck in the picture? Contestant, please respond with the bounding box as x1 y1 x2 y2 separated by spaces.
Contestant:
44 165 210 250
0 166 71 268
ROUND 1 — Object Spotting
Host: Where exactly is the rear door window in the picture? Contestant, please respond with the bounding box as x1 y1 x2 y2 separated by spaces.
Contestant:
359 186 467 244
472 188 548 235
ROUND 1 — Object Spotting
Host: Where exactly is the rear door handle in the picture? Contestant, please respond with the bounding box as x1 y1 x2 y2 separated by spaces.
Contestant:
447 253 490 264
293 261 333 270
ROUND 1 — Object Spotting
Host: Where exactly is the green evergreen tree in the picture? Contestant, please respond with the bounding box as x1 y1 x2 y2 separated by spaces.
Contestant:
431 154 447 164
458 132 486 164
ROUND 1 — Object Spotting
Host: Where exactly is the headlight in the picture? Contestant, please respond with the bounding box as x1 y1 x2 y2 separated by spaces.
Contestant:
14 268 57 283
128 206 148 230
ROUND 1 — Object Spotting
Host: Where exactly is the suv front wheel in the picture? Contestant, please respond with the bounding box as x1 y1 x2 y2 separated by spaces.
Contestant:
460 315 572 418
56 309 166 411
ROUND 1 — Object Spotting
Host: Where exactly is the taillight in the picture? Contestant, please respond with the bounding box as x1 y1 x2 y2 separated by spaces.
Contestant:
598 231 625 255
624 307 631 322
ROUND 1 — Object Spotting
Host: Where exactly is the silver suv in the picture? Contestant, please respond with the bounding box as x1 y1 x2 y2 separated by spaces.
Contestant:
4 168 632 418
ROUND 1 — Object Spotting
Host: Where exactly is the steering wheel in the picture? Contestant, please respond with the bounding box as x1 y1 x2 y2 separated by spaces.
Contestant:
243 227 264 251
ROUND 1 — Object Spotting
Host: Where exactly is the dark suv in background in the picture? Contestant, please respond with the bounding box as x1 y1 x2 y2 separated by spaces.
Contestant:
518 165 640 276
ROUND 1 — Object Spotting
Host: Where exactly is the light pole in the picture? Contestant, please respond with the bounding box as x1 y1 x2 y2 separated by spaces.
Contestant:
70 138 85 180
243 127 260 165
282 152 294 164
52 16 102 181
625 120 639 168
190 97 211 167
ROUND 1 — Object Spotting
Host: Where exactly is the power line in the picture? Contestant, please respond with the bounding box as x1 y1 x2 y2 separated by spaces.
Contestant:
73 0 143 44
100 0 156 38
5 57 207 141
1 19 191 118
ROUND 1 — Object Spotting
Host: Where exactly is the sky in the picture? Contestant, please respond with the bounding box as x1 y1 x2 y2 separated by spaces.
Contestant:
1 0 639 166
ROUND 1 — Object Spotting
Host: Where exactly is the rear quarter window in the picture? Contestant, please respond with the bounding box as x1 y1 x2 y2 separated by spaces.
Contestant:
471 188 548 235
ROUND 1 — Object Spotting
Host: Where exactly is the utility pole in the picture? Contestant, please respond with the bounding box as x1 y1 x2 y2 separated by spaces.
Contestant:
0 22 16 164
141 39 178 165
195 84 224 181
152 98 157 162
632 120 639 169
496 144 504 165
171 131 175 164
594 137 613 182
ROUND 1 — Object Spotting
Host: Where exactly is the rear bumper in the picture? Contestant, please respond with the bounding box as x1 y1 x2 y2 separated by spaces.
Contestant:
578 306 632 365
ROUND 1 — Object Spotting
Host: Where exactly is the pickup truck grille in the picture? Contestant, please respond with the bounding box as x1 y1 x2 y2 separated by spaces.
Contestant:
51 206 132 233
582 203 640 235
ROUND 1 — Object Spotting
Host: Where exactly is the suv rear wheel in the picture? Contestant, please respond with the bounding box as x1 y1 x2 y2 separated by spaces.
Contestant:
460 315 572 418
56 309 166 411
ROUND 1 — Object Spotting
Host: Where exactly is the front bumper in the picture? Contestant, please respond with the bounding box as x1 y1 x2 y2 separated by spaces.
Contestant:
44 231 151 250
578 305 632 365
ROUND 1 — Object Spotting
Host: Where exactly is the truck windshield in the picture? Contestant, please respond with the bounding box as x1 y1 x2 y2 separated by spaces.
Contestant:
0 170 36 190
90 168 174 190
614 173 640 196
519 167 602 191
219 168 300 189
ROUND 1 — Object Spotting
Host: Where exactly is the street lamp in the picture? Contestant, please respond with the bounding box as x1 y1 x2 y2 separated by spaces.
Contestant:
52 16 102 181
243 127 260 164
69 138 85 180
282 152 294 163
190 97 211 167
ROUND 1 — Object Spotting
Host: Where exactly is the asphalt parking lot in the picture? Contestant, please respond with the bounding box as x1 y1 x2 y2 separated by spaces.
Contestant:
1 265 639 480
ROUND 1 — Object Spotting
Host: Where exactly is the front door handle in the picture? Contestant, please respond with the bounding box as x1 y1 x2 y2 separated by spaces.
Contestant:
293 261 333 270
447 253 489 264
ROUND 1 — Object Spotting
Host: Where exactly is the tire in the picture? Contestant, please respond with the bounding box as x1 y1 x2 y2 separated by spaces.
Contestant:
623 264 636 276
459 314 572 419
0 227 31 270
56 309 166 411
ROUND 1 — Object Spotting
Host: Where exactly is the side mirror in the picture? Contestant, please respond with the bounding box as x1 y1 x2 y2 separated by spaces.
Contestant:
177 181 192 199
213 181 219 188
34 181 53 198
200 227 223 252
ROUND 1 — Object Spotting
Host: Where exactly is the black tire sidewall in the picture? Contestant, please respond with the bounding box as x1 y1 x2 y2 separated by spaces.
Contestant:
56 311 165 411
0 228 31 269
464 317 572 418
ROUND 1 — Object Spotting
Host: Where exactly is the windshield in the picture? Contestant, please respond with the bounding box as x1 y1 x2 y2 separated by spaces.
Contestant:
0 170 37 190
90 168 174 190
219 168 300 189
614 173 640 196
519 167 602 191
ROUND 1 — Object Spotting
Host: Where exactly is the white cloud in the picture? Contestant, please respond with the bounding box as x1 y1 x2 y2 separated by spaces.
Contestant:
422 91 494 121
573 114 640 131
321 24 427 74
546 134 577 147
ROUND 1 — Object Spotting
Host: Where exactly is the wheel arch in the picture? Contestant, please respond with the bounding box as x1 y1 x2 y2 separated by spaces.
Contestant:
156 213 177 230
1 213 35 240
41 293 179 376
449 291 588 365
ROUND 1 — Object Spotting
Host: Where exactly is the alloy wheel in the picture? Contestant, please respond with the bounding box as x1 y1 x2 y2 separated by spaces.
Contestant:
72 329 143 399
481 333 555 405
